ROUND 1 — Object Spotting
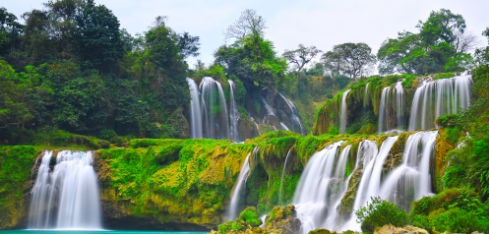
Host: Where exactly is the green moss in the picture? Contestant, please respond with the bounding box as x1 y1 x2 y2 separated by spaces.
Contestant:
0 146 41 229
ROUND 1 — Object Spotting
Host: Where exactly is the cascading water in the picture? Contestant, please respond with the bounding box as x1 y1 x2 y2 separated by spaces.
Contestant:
279 93 306 135
292 142 346 233
378 87 391 134
378 82 405 134
345 136 398 231
261 97 276 124
408 74 472 131
187 78 203 138
339 90 351 134
228 153 252 221
379 131 438 211
394 81 405 128
279 148 293 206
363 83 370 107
228 80 240 142
28 150 102 230
200 77 230 139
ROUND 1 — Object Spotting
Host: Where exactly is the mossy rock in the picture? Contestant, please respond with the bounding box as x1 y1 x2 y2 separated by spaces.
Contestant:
308 228 339 234
265 205 301 234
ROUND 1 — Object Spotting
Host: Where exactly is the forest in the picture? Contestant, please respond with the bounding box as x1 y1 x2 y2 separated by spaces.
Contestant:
1 1 489 234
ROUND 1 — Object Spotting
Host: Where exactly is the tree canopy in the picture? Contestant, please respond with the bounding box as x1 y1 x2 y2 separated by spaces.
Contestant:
283 44 322 72
377 9 473 75
321 42 376 78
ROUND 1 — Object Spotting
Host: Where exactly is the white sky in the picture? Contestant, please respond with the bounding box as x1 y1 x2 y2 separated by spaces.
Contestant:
3 0 489 68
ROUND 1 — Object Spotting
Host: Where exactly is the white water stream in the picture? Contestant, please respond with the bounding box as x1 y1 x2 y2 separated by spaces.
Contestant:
28 151 102 230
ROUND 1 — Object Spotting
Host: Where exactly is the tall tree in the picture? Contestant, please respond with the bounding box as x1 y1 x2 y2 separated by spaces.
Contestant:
417 9 466 48
225 9 266 42
321 42 376 79
75 0 124 69
0 7 23 57
21 10 52 66
178 32 200 59
43 0 84 59
378 9 473 75
377 32 421 75
283 44 322 72
144 16 189 110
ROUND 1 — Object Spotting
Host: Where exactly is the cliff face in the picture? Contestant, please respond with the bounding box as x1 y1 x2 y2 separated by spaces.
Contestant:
0 130 453 231
313 76 418 136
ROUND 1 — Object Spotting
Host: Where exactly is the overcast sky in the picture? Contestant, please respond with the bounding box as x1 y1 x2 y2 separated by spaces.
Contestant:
3 0 489 68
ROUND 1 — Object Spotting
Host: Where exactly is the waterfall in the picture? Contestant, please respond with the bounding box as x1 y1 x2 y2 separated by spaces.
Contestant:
394 81 405 129
408 74 472 131
279 93 306 135
200 77 230 139
323 145 353 229
378 87 391 134
292 141 346 233
279 149 293 206
227 153 251 221
379 131 438 212
364 83 370 107
345 136 398 231
261 96 276 125
28 151 102 230
187 78 203 139
339 90 351 134
228 80 240 142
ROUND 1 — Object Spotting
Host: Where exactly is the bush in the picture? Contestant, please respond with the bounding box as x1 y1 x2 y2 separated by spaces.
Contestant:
355 196 408 234
429 208 489 233
238 207 262 227
328 126 339 135
99 129 118 140
435 114 459 128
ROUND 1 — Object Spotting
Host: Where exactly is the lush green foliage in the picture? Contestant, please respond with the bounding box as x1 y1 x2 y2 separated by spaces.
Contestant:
0 0 199 144
410 188 489 233
355 197 408 234
378 9 473 75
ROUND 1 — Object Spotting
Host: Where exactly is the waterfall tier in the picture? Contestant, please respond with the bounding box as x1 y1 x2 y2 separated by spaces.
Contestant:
28 151 102 230
408 74 472 131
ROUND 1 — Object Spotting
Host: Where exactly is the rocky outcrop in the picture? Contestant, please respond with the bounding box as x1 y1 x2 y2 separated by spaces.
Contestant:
265 205 301 234
374 224 429 234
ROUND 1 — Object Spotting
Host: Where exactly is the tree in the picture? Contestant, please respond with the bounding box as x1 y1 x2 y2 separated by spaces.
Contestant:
417 9 466 48
75 0 124 69
144 16 189 111
225 9 266 42
378 9 473 75
215 33 287 92
377 32 421 75
0 7 23 56
322 42 376 78
21 10 52 66
178 32 200 59
283 44 322 72
43 0 84 59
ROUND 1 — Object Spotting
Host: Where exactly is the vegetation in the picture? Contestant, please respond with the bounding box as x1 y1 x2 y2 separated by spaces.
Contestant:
378 9 474 75
1 2 489 233
355 197 408 234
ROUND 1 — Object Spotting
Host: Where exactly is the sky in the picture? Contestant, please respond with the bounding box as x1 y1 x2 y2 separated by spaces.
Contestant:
4 0 489 69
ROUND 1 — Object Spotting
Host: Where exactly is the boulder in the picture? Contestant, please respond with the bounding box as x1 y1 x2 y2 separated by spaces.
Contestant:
374 224 429 234
265 205 301 234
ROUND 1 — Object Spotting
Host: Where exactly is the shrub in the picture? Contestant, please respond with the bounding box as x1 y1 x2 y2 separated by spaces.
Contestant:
99 129 118 140
328 126 339 135
429 208 488 233
355 196 408 234
435 114 459 128
238 207 262 227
